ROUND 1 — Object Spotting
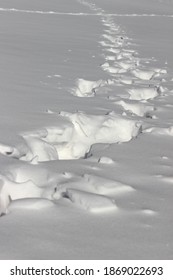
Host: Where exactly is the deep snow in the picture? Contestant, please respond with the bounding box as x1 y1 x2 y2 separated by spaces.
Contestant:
0 0 173 259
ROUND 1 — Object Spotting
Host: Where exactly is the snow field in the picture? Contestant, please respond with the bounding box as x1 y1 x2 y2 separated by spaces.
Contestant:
0 0 171 217
0 0 173 259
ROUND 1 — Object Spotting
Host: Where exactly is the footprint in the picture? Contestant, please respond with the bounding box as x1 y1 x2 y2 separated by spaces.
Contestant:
63 189 118 213
101 62 126 74
115 100 155 117
103 55 117 61
83 174 135 195
105 47 121 54
99 40 115 48
57 111 141 159
3 109 140 162
131 69 156 80
128 86 160 100
116 60 139 70
54 173 135 198
102 34 127 47
71 78 107 97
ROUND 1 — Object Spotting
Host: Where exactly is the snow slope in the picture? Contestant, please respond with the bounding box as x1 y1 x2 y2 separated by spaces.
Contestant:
0 0 173 259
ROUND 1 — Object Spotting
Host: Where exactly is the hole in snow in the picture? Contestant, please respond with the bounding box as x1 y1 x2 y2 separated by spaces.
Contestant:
3 111 141 162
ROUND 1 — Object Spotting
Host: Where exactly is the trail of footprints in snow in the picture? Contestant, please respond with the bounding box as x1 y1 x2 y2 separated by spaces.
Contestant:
0 166 135 215
0 1 172 216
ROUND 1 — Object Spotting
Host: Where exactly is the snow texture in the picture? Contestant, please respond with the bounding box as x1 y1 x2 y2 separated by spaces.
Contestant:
0 0 173 259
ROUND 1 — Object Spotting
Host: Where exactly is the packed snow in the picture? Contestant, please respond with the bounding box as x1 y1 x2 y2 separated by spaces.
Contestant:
0 0 173 259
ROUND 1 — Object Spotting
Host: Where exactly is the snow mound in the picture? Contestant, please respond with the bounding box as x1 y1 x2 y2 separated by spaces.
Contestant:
0 175 42 215
83 174 134 195
106 47 121 54
99 40 115 48
131 69 155 80
117 60 138 70
57 111 141 159
145 126 173 136
98 156 115 164
22 135 59 162
65 189 118 213
118 77 134 85
0 175 42 200
71 78 107 97
116 100 155 117
101 62 126 74
128 87 159 100
53 173 134 198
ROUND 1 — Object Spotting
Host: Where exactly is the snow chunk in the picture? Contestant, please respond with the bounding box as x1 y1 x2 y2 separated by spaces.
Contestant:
98 156 115 164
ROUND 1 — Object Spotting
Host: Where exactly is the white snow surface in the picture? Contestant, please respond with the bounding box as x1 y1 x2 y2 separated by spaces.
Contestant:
0 0 173 259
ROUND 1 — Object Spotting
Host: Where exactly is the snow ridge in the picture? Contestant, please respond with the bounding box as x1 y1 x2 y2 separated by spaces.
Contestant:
0 7 172 17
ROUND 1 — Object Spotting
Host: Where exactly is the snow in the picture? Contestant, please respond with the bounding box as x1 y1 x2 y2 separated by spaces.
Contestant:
72 78 106 97
0 0 173 259
64 189 118 213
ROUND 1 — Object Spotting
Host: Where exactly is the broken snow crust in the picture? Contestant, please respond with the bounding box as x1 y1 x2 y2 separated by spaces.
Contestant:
0 0 173 259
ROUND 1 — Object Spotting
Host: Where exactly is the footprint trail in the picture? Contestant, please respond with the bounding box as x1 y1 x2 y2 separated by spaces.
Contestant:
0 0 173 218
